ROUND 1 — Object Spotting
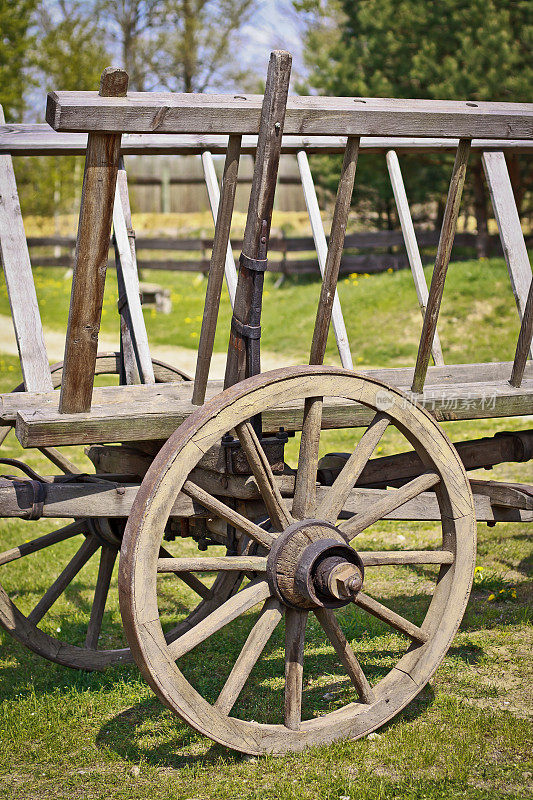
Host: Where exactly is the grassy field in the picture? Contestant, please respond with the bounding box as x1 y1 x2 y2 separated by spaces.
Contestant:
0 250 531 799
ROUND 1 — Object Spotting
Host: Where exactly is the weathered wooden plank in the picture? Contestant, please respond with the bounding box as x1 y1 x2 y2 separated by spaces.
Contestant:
0 475 530 523
11 372 533 446
386 149 444 366
3 125 533 155
412 140 470 393
482 151 533 359
2 359 528 424
45 93 533 139
0 107 52 392
59 68 128 413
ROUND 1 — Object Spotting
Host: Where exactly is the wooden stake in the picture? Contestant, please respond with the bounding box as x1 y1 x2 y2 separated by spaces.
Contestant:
59 67 128 413
224 51 292 388
192 137 241 405
411 139 470 394
386 149 444 366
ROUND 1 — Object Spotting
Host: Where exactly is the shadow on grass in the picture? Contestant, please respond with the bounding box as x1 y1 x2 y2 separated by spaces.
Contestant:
97 682 437 769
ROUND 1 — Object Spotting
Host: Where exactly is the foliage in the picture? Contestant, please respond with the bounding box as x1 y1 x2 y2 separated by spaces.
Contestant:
0 0 38 121
296 0 533 228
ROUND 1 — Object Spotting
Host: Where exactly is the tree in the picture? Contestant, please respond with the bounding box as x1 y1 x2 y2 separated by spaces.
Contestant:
97 0 256 92
296 0 533 241
0 0 38 121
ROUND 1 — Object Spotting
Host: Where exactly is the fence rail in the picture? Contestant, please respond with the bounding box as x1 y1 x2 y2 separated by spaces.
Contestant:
26 230 528 275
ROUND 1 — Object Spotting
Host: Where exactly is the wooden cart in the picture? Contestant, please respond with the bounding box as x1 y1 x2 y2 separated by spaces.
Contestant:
0 52 531 754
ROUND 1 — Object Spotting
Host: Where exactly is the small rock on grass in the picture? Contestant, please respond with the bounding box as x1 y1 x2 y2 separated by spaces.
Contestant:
367 732 381 740
130 765 141 777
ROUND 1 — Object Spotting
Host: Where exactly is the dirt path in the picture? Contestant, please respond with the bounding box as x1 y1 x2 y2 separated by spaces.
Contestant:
0 314 287 379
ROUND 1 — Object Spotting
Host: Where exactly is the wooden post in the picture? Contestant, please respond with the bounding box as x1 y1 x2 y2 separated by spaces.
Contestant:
192 137 242 405
510 276 533 388
411 139 470 394
58 67 128 413
482 151 533 358
0 107 52 392
296 150 353 369
224 51 292 389
386 149 445 366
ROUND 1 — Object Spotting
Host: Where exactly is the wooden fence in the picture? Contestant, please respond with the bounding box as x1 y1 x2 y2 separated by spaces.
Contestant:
26 229 527 276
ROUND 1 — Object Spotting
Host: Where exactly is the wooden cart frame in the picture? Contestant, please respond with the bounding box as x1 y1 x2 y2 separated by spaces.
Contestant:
0 52 531 754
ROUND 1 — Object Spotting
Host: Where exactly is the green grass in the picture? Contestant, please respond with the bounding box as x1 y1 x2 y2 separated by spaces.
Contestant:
0 255 531 799
0 256 524 365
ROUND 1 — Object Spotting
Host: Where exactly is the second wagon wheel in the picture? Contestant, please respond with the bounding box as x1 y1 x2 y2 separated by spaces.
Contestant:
0 354 244 670
119 365 476 755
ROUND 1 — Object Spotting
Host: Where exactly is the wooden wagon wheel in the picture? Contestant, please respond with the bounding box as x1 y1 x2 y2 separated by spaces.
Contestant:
0 354 245 670
119 365 476 754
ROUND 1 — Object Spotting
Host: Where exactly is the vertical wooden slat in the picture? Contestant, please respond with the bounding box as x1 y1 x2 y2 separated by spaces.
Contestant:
411 139 470 394
309 137 360 366
296 150 353 369
0 106 52 392
292 137 360 520
510 276 533 388
386 149 445 366
113 161 155 384
114 157 140 384
192 137 241 405
201 149 238 306
482 151 533 359
224 51 292 389
59 67 128 413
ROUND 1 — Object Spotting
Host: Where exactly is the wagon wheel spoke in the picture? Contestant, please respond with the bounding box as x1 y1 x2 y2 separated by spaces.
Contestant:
314 608 375 703
182 480 275 548
157 556 268 573
359 550 454 567
284 608 308 730
0 520 86 567
167 578 271 660
292 396 323 519
159 546 212 599
340 471 440 541
234 421 293 531
317 412 390 523
354 592 428 643
27 535 100 626
215 597 284 715
84 545 117 649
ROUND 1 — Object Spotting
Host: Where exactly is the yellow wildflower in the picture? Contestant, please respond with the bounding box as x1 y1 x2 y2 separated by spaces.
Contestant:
488 593 495 601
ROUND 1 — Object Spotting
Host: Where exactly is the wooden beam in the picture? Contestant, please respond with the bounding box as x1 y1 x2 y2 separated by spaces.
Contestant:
3 126 533 156
45 93 533 139
10 368 532 447
59 68 128 413
0 107 52 392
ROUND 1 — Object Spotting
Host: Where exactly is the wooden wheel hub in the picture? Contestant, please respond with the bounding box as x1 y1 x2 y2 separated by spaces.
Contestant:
266 519 364 609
